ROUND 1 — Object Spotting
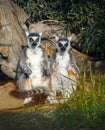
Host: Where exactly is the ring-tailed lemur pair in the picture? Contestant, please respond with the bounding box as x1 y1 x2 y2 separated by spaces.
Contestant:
16 32 80 104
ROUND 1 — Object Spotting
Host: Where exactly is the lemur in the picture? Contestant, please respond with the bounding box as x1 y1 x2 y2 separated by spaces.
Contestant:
47 35 80 104
16 32 51 104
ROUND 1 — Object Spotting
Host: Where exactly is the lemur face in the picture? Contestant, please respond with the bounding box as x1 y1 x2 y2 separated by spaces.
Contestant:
26 32 42 49
55 36 72 53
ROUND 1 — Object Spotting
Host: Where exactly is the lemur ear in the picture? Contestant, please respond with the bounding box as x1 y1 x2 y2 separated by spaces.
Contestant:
39 32 42 37
68 36 72 42
55 35 59 41
25 31 29 37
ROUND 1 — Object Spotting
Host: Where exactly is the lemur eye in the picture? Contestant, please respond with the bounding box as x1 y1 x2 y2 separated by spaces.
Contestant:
65 43 68 47
58 42 63 47
29 38 34 42
35 38 39 42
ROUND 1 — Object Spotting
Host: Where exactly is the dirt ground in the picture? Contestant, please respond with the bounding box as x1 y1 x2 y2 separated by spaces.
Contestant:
0 81 24 111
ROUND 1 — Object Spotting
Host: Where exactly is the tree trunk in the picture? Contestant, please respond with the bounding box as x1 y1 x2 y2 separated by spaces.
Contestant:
0 0 28 79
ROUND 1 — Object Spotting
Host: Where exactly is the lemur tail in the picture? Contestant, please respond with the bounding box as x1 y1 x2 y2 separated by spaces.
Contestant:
19 86 50 99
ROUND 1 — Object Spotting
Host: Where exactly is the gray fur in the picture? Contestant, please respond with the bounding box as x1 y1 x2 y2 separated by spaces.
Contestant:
16 32 51 104
47 36 80 104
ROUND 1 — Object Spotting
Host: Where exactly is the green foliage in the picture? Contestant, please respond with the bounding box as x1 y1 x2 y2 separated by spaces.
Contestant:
51 104 105 130
12 0 105 59
50 68 105 130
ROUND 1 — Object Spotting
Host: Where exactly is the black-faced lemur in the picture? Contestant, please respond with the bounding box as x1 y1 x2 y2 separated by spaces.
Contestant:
47 35 80 104
16 32 51 104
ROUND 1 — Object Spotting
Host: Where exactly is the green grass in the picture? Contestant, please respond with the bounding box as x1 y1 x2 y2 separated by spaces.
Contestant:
0 68 105 130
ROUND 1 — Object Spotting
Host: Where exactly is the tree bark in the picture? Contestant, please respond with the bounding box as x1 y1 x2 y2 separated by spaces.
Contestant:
0 0 28 79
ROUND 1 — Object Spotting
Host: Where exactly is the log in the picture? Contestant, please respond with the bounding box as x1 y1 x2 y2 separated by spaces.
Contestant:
0 0 28 79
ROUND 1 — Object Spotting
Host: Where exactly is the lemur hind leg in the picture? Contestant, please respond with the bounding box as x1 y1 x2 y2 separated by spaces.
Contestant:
47 73 58 104
17 74 32 91
17 73 33 104
60 71 77 104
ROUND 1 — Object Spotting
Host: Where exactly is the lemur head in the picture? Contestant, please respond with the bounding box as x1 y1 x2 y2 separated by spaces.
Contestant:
26 32 42 49
55 36 72 53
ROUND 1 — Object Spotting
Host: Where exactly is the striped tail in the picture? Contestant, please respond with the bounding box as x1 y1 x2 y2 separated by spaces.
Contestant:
22 87 50 104
19 86 50 99
10 86 50 104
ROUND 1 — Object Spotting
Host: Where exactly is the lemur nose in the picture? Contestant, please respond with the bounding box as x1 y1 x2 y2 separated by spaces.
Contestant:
61 47 66 51
32 42 37 46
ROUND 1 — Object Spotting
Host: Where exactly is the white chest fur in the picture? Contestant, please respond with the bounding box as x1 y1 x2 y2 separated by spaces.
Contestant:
54 52 70 74
27 48 42 66
26 47 43 79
